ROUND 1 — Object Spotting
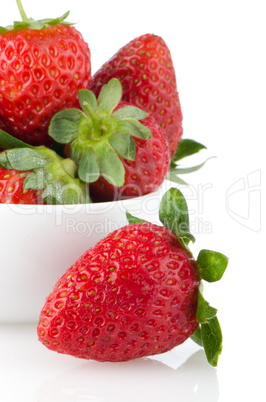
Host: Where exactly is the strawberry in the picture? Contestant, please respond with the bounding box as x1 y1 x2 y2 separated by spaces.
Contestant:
89 110 170 201
37 188 228 366
89 33 183 157
0 1 91 146
0 129 90 204
49 78 170 201
0 165 42 204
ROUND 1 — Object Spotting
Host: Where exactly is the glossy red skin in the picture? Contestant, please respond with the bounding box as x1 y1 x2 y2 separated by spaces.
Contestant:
89 34 183 157
0 24 91 146
89 113 170 202
37 223 200 362
0 166 42 204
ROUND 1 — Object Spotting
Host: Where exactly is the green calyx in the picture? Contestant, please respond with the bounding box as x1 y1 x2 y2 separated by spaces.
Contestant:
127 187 229 367
48 78 152 187
0 0 73 33
168 139 215 186
0 130 90 204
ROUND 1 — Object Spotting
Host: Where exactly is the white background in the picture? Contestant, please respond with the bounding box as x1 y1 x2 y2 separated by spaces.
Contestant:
0 1 265 401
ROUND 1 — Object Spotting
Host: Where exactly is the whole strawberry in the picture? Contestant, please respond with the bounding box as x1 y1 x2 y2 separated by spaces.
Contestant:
0 1 91 146
37 188 228 366
49 78 170 201
89 34 183 157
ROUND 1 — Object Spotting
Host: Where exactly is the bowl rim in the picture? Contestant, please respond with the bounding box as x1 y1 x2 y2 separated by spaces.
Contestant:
0 180 169 216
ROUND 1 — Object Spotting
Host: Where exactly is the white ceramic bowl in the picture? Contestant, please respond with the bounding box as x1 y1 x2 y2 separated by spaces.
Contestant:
0 180 175 323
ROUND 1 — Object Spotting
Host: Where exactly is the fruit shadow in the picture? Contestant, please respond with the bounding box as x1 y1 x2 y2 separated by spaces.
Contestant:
35 348 219 402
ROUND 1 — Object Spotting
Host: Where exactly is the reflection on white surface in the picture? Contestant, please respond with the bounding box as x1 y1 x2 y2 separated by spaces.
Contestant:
35 349 219 402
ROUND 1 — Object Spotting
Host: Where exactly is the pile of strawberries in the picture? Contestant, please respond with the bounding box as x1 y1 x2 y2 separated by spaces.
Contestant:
1 2 229 367
0 0 187 205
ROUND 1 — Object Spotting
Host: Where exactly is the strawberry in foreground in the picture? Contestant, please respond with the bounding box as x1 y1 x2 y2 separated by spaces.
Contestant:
89 33 183 157
0 129 90 204
0 0 91 146
37 188 228 366
49 78 170 201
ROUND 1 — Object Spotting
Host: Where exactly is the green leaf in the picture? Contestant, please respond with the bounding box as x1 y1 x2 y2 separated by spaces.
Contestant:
78 148 100 183
97 78 122 114
69 140 82 165
196 290 217 324
171 139 206 164
63 186 81 205
78 89 97 115
197 250 229 282
60 180 89 205
113 105 148 120
41 179 84 205
23 169 47 190
95 142 125 187
48 109 83 144
0 27 8 34
190 327 203 347
168 158 215 186
109 132 136 161
0 129 34 150
42 181 64 205
169 140 211 185
166 171 189 185
0 148 47 171
117 119 152 140
44 11 71 26
201 316 223 367
126 212 148 224
27 19 44 30
192 288 223 366
13 21 29 30
0 152 12 169
159 188 195 247
171 158 214 175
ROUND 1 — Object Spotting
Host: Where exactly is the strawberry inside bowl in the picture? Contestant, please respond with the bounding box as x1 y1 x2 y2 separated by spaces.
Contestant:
0 180 175 323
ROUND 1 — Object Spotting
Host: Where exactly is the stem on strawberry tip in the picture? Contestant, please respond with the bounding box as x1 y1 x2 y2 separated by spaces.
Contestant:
81 101 102 140
16 0 29 23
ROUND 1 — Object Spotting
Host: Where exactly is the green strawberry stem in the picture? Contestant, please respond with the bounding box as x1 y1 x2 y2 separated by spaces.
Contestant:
16 0 29 22
127 187 228 367
49 78 152 187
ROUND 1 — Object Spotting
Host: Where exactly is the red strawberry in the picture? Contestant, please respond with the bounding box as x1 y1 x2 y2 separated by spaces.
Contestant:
90 110 170 202
37 188 228 366
0 166 42 204
0 3 91 146
49 78 170 201
89 34 183 157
